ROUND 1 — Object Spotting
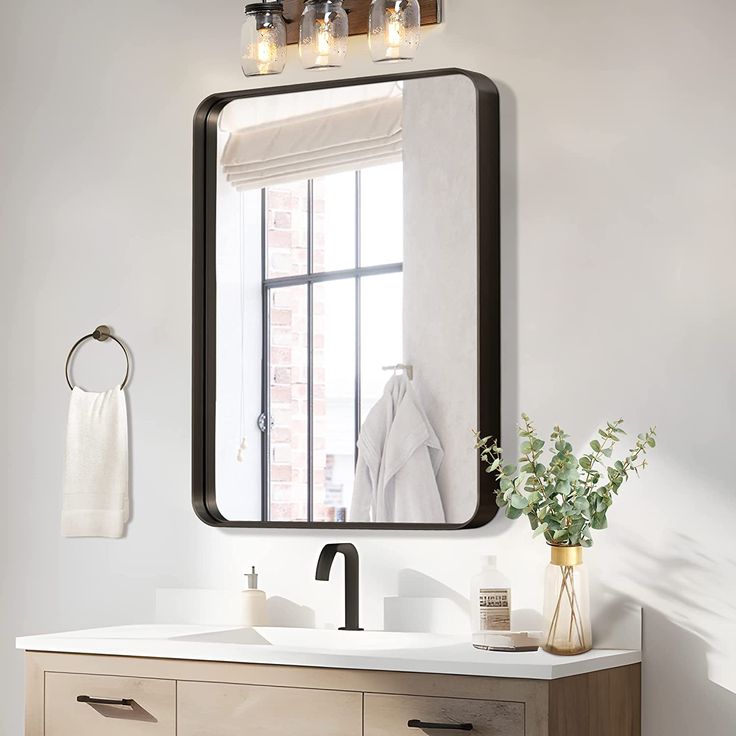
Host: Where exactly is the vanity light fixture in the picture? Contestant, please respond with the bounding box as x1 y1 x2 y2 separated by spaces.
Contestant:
241 0 287 77
368 0 421 62
299 0 349 69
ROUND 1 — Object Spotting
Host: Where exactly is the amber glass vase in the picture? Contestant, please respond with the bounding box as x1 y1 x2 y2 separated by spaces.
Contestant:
542 545 592 655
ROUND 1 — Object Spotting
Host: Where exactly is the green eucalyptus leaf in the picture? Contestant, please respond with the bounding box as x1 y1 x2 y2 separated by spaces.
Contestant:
565 465 580 482
574 497 590 511
555 480 571 496
510 493 529 509
506 505 524 520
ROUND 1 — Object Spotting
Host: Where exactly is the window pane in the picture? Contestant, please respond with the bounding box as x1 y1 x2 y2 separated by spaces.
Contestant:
268 284 309 521
360 272 404 422
312 279 356 523
360 163 403 267
266 182 309 278
313 172 357 273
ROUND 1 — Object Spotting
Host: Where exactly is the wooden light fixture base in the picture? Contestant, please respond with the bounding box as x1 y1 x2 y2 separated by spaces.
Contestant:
282 0 443 45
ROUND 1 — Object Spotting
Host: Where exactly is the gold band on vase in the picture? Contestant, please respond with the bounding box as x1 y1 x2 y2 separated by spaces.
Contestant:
550 545 583 566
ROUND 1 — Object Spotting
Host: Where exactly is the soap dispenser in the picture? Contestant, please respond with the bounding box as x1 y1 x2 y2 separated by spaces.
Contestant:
470 555 511 635
240 566 268 627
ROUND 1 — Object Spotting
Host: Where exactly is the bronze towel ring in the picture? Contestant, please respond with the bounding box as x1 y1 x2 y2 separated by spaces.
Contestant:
65 325 130 390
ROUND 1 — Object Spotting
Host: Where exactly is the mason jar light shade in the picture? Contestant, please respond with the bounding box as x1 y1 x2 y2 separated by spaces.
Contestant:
299 0 349 69
241 3 287 77
369 0 421 62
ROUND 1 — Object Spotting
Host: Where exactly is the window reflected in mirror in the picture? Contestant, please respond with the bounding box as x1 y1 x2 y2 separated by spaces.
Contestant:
234 166 404 522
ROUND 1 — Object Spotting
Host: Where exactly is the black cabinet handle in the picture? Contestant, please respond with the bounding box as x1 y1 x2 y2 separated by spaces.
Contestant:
408 720 473 731
77 695 134 707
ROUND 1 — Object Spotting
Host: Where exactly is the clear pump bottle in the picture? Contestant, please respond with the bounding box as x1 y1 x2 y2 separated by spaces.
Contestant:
470 555 512 635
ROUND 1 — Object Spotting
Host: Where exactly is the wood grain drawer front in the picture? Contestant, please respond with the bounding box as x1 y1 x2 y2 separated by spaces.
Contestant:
44 672 175 736
365 693 525 736
178 680 363 736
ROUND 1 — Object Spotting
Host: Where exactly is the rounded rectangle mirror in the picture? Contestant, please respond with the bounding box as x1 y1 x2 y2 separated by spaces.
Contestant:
193 69 500 529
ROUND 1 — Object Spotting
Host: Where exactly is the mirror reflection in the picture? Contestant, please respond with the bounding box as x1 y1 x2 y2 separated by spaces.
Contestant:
213 74 480 525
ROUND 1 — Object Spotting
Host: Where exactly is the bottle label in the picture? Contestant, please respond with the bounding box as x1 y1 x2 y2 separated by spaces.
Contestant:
479 588 511 631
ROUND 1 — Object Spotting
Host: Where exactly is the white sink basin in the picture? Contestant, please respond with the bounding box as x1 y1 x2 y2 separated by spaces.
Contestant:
171 627 457 652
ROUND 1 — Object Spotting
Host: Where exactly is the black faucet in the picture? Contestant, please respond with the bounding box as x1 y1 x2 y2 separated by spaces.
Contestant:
315 543 363 632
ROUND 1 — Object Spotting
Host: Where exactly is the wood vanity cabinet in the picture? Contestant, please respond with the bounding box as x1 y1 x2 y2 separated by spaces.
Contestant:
25 652 640 736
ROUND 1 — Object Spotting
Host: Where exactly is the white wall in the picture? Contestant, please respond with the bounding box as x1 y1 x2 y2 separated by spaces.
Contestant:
403 75 479 524
1 1 735 734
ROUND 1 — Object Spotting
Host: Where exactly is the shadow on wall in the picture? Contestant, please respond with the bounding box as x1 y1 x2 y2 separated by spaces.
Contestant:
267 596 316 628
601 530 736 735
384 569 470 633
642 610 736 735
384 568 543 635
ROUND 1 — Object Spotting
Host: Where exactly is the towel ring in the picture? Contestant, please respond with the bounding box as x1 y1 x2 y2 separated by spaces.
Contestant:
65 325 130 390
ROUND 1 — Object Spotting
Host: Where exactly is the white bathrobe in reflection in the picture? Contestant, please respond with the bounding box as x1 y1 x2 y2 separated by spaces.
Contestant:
350 375 445 523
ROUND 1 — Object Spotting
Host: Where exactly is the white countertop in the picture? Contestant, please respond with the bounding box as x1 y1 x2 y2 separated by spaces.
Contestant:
16 625 641 680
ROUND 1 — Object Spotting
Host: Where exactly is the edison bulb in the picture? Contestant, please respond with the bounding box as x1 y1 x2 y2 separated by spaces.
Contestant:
299 1 349 70
369 0 421 63
241 3 287 77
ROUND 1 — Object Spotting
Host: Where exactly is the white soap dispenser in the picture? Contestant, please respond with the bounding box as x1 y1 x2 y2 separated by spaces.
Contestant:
240 566 268 627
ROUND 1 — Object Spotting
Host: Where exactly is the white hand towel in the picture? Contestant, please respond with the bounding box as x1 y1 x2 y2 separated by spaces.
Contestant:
61 386 129 538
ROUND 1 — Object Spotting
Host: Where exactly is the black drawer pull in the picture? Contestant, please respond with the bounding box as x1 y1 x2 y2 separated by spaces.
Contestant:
408 720 473 731
77 696 134 708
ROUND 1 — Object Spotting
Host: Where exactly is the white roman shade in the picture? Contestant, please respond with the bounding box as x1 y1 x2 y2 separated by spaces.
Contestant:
221 96 403 191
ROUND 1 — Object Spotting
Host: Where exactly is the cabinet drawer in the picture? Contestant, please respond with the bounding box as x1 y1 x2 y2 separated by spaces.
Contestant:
44 672 175 736
178 680 362 736
365 693 525 736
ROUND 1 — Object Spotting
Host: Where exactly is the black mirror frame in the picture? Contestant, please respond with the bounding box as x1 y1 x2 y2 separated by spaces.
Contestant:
192 68 500 530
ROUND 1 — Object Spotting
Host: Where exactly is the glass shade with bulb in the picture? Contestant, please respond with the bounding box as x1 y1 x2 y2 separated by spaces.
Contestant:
368 0 421 62
241 2 287 77
299 0 349 70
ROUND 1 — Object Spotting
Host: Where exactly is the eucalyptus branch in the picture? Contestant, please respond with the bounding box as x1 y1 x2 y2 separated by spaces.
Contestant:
474 417 656 547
